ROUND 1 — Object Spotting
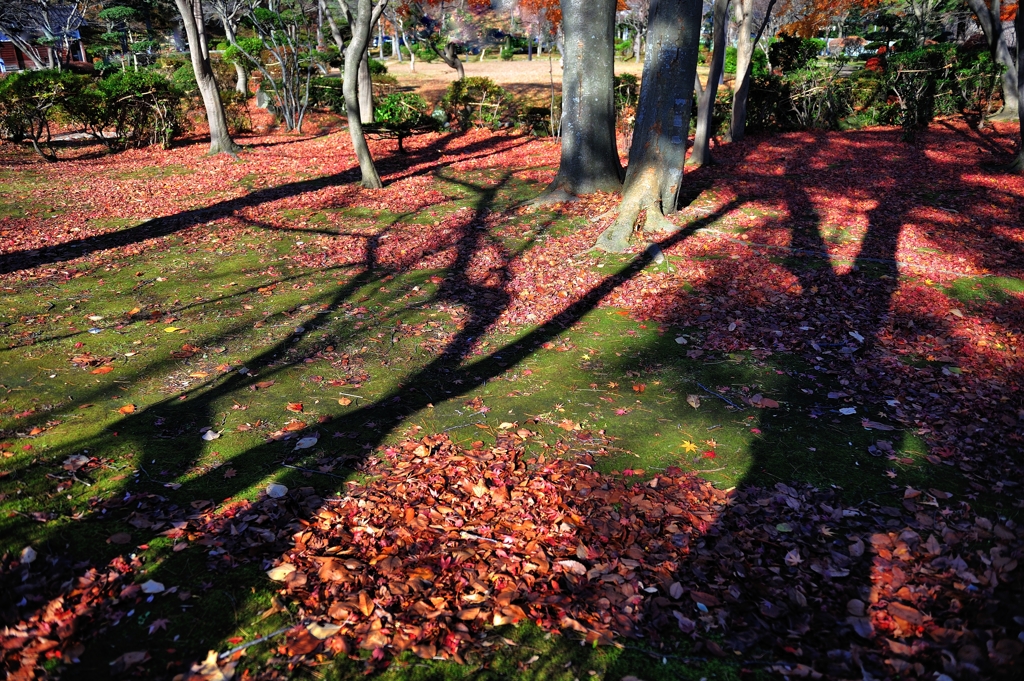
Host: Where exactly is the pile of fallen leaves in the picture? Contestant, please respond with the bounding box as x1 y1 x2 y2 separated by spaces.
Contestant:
263 434 1023 678
3 432 1023 679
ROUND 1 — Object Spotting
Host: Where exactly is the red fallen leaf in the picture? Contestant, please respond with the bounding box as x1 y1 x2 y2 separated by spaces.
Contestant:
702 450 717 459
283 420 307 431
118 404 136 415
690 591 721 607
28 427 43 436
252 380 276 390
632 383 646 393
286 402 304 413
91 365 114 374
223 468 237 479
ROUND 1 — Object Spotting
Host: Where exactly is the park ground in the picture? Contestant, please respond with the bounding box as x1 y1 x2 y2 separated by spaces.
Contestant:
1 61 1024 681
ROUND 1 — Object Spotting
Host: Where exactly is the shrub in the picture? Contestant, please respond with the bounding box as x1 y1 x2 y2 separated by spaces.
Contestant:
782 67 854 130
368 58 388 76
0 69 89 160
374 92 431 127
500 47 514 61
724 46 768 78
440 76 518 131
372 72 399 100
84 70 185 149
768 34 821 73
415 43 437 63
881 44 1000 137
613 73 639 113
171 64 198 95
309 77 344 112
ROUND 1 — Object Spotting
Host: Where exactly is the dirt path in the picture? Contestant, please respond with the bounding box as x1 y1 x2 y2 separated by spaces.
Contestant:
383 55 648 105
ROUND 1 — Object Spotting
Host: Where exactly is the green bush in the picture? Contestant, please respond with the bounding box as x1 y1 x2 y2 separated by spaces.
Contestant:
171 64 198 95
615 39 633 57
0 69 89 159
414 43 437 63
724 46 768 78
371 73 399 100
309 77 345 112
439 76 519 131
88 70 185 149
880 44 1000 137
374 92 431 128
613 73 639 113
368 58 388 76
768 34 821 73
500 47 514 61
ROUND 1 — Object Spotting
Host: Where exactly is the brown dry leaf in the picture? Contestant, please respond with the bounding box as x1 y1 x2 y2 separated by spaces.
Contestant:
118 404 136 415
338 397 352 406
283 420 307 432
107 532 132 545
222 468 237 479
632 383 646 393
91 365 114 375
357 591 374 617
286 402 304 413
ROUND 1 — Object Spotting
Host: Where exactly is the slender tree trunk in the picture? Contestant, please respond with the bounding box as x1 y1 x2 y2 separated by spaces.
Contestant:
596 0 702 251
223 22 249 96
689 0 729 167
344 0 385 188
321 0 345 53
966 0 1019 118
358 50 373 122
403 32 416 71
729 0 776 143
174 0 239 156
431 42 465 79
393 29 401 61
536 0 623 202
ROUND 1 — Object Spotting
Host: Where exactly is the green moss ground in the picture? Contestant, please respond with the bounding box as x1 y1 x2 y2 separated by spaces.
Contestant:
0 165 971 680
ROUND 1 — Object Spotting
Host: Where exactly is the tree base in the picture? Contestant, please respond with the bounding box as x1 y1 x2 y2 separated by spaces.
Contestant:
985 107 1019 123
528 187 579 207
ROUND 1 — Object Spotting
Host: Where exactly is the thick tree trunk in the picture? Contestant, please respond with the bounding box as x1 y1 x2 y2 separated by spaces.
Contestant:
358 50 373 123
729 0 776 143
596 0 703 252
344 0 385 188
174 0 239 156
537 0 623 201
689 0 730 167
1011 7 1024 171
966 0 1019 118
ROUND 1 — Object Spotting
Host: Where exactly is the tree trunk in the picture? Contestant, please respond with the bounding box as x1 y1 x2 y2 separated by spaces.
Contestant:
393 29 401 61
729 0 776 143
966 0 1019 118
689 0 730 167
403 32 416 71
536 0 623 202
527 33 533 61
344 0 385 188
432 42 465 79
1011 6 1024 171
321 0 345 53
223 22 249 96
596 0 703 252
174 0 239 156
358 50 373 123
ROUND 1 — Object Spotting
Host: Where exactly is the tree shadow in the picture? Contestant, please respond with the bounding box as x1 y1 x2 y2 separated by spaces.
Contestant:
3 126 1023 681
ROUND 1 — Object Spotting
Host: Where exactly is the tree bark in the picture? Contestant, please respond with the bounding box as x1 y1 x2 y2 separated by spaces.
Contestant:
358 50 373 123
222 21 249 96
595 0 703 252
537 0 623 202
729 0 776 143
689 0 729 167
430 41 465 80
344 0 385 188
1011 5 1024 171
966 0 1019 118
174 0 239 156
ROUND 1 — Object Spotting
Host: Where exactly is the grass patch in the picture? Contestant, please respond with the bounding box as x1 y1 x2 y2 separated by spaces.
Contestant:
944 276 1024 304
